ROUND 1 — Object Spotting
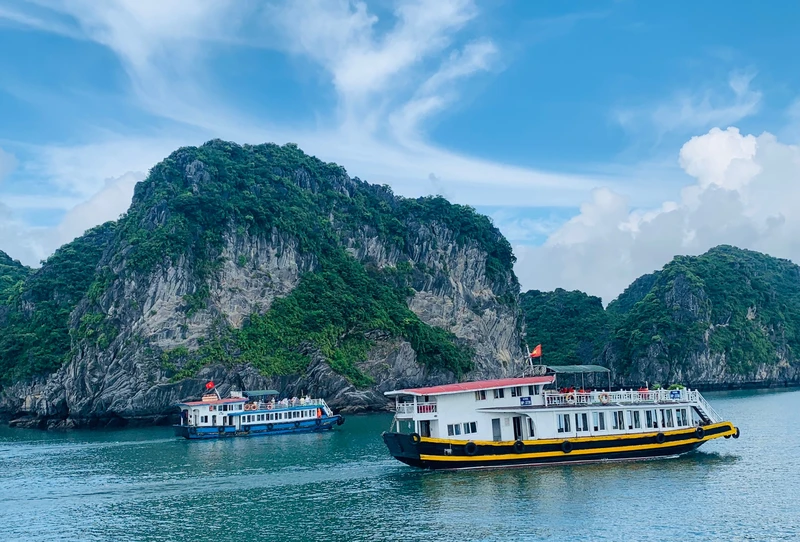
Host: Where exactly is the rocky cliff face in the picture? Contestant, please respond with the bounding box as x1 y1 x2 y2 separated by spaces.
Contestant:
603 249 800 388
0 141 524 428
519 246 800 389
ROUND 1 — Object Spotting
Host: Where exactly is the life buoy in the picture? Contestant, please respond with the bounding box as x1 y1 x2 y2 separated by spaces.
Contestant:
209 405 215 411
695 426 705 440
561 440 573 454
218 426 224 433
266 403 273 410
599 393 610 405
513 440 525 453
733 427 740 439
315 419 321 426
294 421 301 429
464 441 478 456
267 423 274 431
410 432 421 444
337 416 345 426
566 392 576 405
655 432 666 444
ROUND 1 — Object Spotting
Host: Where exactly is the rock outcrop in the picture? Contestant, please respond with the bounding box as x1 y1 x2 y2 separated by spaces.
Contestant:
0 141 525 428
521 245 800 390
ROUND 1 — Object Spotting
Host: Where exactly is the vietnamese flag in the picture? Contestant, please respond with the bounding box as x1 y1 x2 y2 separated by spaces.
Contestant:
530 344 542 358
205 381 215 390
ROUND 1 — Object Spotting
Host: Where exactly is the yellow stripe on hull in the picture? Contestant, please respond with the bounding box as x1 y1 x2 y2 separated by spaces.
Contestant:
418 422 736 463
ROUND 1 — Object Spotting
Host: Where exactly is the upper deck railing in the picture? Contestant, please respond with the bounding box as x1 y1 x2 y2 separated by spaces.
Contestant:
248 398 333 416
544 389 720 421
395 402 437 415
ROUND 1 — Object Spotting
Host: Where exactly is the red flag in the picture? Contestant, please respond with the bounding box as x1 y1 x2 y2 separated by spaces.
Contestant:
530 344 542 358
205 381 215 390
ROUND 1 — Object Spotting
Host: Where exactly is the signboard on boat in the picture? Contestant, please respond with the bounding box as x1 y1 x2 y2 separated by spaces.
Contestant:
520 397 532 406
670 390 681 399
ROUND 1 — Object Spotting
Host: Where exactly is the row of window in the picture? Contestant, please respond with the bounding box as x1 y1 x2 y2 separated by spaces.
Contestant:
447 421 478 436
213 403 243 412
557 408 693 433
475 386 540 401
242 409 318 424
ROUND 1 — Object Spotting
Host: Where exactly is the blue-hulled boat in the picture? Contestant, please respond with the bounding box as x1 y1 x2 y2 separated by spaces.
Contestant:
174 388 344 439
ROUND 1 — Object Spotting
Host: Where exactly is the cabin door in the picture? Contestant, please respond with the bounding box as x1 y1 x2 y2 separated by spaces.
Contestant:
419 420 431 438
491 418 502 441
512 416 523 441
192 409 199 426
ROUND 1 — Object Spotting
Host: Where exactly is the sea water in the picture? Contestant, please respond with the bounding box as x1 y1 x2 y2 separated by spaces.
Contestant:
1 389 798 541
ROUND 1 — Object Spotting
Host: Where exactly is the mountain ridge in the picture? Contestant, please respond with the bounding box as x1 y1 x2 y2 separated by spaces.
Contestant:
0 140 525 428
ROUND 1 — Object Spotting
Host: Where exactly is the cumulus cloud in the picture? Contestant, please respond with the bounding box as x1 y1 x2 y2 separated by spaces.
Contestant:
516 127 800 304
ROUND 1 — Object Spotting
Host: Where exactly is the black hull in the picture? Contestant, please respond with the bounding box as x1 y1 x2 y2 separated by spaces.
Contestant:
383 422 737 470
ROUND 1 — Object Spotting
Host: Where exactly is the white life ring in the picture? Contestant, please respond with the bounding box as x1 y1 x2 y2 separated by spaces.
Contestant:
599 393 611 405
566 392 576 405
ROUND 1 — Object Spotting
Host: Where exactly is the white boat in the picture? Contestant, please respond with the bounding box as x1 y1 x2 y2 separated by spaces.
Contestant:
382 365 739 469
174 388 344 439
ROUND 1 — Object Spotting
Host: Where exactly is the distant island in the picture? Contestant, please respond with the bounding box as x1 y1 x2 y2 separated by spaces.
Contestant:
0 141 797 429
521 245 800 389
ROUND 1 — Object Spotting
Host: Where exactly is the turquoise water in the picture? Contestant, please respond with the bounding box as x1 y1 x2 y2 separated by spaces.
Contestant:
1 389 798 541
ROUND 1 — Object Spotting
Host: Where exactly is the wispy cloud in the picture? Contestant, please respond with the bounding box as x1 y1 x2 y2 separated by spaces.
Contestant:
616 70 762 135
0 147 17 183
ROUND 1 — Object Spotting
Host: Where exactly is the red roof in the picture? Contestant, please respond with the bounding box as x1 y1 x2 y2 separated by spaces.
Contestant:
386 376 555 397
179 397 247 406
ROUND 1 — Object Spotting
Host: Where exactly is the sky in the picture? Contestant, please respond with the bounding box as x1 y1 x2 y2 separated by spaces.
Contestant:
1 0 799 305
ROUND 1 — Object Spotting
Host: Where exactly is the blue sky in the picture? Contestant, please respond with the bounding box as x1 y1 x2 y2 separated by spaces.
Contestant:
1 0 799 302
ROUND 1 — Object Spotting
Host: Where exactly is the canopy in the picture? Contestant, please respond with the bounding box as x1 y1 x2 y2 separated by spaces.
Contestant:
243 390 279 397
546 365 610 374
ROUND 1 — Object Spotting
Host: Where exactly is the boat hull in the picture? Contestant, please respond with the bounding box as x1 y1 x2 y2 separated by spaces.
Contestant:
382 421 737 470
174 415 344 439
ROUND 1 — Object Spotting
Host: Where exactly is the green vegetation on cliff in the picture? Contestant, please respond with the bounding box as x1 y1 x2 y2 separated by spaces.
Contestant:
1 141 509 385
610 246 800 376
521 245 800 380
0 223 116 382
520 289 610 366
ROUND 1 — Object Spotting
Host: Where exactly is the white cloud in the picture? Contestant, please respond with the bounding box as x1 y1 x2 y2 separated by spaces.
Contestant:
617 71 762 135
0 171 143 265
516 127 800 304
0 0 625 266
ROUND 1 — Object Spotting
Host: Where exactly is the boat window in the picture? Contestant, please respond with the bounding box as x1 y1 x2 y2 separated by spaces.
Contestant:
475 390 487 401
463 422 477 434
557 414 571 433
527 417 535 437
447 424 462 436
612 411 624 430
575 413 589 432
528 385 540 396
511 387 522 397
238 404 243 410
676 408 688 426
665 409 674 428
493 388 505 399
592 412 606 431
632 410 641 429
